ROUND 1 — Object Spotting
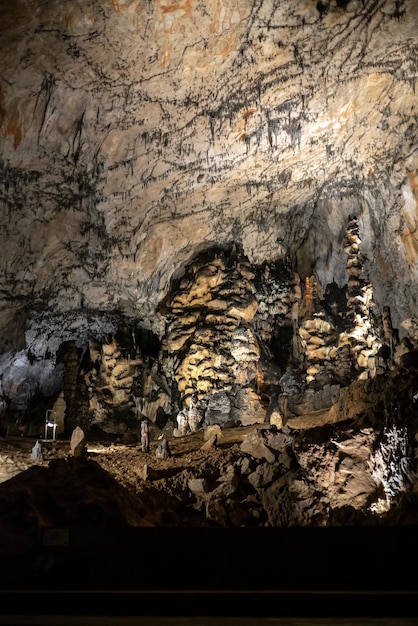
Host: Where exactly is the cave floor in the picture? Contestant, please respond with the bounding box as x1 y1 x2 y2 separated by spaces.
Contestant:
1 429 418 621
0 424 258 492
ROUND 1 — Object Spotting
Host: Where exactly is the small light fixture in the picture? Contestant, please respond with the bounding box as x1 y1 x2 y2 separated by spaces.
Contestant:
45 409 57 440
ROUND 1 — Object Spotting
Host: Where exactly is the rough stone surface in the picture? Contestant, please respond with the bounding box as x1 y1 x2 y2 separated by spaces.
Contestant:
0 0 418 531
240 429 276 463
70 426 86 457
1 0 417 334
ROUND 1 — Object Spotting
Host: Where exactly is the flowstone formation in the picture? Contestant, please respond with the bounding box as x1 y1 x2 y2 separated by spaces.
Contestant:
0 0 418 525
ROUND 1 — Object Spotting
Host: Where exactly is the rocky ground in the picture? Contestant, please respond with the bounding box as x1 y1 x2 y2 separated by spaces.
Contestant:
0 425 271 528
2 413 418 531
2 410 418 589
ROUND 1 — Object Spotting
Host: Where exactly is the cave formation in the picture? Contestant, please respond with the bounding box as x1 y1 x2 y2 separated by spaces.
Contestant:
1 0 418 550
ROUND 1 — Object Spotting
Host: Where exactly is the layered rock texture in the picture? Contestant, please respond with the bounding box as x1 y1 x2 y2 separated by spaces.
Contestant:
0 0 418 526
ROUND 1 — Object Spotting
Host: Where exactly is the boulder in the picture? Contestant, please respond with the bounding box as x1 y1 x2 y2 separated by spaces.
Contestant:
240 430 276 463
70 426 86 457
188 477 208 494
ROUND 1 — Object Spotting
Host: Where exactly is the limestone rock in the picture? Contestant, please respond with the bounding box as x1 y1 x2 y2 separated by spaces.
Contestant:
230 387 266 426
30 441 43 462
248 462 278 489
188 477 208 494
204 391 231 426
240 429 276 463
200 435 217 452
203 424 222 444
205 481 238 525
0 0 418 527
70 426 86 457
155 438 170 460
268 410 283 431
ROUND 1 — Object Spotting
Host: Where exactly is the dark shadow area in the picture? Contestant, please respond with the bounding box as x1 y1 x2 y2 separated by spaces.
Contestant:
1 526 417 620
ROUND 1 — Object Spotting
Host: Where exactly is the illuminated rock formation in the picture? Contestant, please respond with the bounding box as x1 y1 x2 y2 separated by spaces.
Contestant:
0 0 417 525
